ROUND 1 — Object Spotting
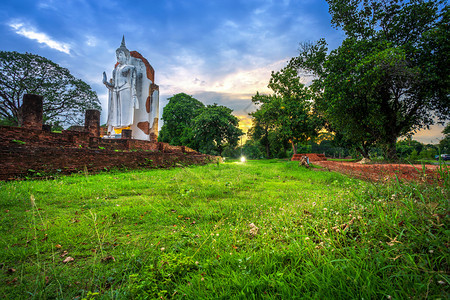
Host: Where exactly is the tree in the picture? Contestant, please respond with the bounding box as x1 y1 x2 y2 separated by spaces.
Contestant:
0 51 100 126
443 123 450 136
241 140 264 159
396 139 424 159
439 123 450 154
158 93 205 148
192 104 243 156
247 117 272 158
290 0 449 160
249 93 277 158
250 67 323 155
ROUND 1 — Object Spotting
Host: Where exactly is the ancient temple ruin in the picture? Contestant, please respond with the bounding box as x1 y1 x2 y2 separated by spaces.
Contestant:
0 94 215 181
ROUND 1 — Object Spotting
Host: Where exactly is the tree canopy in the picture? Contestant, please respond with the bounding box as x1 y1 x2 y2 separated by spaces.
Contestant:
289 0 449 160
249 66 323 155
159 93 243 156
158 93 205 148
193 104 243 156
0 51 100 127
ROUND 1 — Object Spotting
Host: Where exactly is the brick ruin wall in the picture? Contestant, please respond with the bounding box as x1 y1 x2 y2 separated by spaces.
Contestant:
0 126 216 180
291 153 327 162
0 94 217 180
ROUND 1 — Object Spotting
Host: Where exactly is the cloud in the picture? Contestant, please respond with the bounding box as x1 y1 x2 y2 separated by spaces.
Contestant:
209 59 288 95
85 36 98 47
8 22 71 54
37 0 57 10
412 123 447 144
156 57 287 132
159 55 287 97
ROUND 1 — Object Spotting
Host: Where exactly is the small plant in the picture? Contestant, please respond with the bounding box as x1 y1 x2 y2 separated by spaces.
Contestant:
27 169 42 177
12 139 26 145
138 158 154 167
128 253 198 298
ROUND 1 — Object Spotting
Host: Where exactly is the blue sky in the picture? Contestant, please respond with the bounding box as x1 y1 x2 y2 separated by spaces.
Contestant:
0 0 445 143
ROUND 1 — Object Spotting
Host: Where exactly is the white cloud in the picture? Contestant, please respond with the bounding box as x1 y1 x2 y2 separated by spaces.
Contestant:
208 60 286 95
85 36 98 47
37 0 57 10
159 52 287 97
157 50 207 95
9 22 71 54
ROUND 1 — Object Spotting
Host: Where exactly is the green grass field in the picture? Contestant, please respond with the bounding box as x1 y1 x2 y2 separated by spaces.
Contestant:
0 160 448 299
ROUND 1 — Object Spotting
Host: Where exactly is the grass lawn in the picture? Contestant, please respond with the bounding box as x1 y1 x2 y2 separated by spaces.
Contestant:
0 160 448 299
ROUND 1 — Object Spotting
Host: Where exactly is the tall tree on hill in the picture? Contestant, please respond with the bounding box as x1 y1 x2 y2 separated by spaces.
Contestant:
159 93 205 148
0 51 100 127
289 0 449 160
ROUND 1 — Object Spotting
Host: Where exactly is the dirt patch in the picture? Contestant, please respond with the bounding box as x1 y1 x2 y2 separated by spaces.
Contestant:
313 160 447 184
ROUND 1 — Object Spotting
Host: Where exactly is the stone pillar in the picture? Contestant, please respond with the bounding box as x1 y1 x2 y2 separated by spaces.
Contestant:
122 129 132 139
21 94 43 130
84 110 100 137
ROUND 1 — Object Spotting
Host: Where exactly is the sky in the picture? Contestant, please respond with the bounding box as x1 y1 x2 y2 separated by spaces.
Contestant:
0 0 446 144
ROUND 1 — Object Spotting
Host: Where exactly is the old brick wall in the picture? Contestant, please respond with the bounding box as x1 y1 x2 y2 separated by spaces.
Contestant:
0 126 216 180
0 144 214 180
0 126 196 153
0 126 90 148
292 153 327 162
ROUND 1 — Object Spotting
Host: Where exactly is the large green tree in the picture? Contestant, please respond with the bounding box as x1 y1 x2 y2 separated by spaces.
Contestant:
158 93 205 148
247 113 272 158
290 0 449 160
192 104 243 156
0 51 100 126
250 67 323 155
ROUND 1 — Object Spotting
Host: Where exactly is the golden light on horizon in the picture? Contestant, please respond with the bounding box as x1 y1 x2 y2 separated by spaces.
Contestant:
237 115 253 144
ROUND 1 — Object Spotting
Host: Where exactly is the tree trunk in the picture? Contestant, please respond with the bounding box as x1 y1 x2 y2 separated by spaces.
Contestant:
383 139 398 162
16 106 23 127
357 146 370 159
291 141 297 155
264 127 271 158
264 141 270 158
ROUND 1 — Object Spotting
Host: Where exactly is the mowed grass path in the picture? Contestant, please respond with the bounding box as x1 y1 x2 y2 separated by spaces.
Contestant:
0 160 448 299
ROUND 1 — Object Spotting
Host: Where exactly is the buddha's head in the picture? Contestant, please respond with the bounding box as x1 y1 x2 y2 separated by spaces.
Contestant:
116 36 130 64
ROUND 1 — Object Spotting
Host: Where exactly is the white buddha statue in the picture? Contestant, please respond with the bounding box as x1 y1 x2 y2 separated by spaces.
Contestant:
103 36 160 141
103 36 139 133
